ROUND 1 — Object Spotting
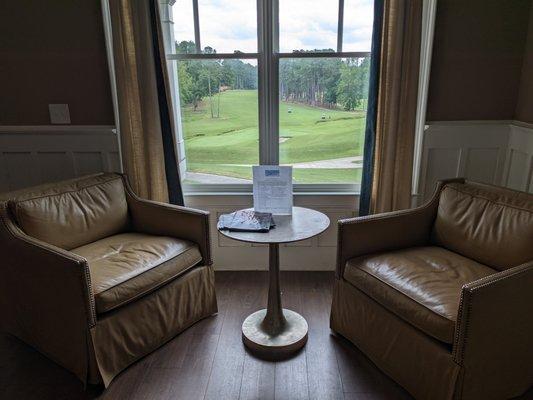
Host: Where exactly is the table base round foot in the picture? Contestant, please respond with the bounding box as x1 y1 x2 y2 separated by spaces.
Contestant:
242 309 308 359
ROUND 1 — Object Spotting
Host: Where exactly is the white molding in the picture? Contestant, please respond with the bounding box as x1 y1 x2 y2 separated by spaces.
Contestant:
412 0 438 195
0 125 116 134
427 119 514 126
426 119 533 128
510 120 533 130
100 0 123 173
183 182 360 195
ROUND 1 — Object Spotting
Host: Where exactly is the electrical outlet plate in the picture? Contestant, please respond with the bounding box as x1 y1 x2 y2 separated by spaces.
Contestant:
49 104 71 124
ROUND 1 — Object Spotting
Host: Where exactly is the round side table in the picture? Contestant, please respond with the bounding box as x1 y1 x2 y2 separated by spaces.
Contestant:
218 207 330 358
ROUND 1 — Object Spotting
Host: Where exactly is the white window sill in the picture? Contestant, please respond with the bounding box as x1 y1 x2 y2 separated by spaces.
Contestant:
183 183 361 196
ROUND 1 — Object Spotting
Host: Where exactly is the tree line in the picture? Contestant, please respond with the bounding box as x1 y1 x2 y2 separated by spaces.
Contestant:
176 41 257 117
280 54 369 111
176 41 370 116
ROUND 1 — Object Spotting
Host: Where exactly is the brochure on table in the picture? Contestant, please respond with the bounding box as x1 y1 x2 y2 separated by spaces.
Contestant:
253 165 293 215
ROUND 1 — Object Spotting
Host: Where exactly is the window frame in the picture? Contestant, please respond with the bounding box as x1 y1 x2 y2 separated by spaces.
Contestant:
166 0 371 194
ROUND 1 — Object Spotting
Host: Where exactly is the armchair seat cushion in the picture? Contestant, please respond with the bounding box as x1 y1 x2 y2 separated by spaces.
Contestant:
72 233 202 313
344 246 495 343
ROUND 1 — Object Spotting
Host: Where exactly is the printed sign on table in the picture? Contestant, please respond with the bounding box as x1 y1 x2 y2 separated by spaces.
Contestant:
253 165 293 215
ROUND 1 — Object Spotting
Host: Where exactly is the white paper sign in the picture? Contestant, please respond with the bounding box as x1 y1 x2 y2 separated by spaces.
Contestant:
253 165 293 215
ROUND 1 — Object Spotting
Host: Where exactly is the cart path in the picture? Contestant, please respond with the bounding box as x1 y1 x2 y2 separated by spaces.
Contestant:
218 156 364 169
185 172 251 184
185 156 364 183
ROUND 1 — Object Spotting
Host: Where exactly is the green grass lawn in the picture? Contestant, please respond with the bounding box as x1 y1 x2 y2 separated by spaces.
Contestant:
181 90 365 183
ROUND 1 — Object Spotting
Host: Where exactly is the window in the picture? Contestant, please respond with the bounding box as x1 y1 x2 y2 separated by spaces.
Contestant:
279 56 369 184
177 59 259 183
162 0 373 191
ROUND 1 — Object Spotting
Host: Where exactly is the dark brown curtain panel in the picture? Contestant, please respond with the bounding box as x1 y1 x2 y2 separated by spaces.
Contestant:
108 0 183 204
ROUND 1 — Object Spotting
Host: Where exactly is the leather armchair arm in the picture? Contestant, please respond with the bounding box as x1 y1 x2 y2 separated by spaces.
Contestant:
124 179 212 266
0 202 96 330
336 205 437 278
335 180 450 279
452 262 533 398
0 201 96 385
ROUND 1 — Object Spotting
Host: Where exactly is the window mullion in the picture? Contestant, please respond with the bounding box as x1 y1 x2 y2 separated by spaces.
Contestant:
192 0 201 52
270 0 279 165
337 0 344 52
257 0 279 165
257 0 266 164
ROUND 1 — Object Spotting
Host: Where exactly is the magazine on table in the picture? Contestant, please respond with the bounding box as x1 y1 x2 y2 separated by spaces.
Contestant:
217 210 275 232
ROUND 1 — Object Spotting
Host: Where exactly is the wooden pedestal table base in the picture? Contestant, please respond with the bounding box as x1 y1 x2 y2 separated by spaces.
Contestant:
241 244 308 358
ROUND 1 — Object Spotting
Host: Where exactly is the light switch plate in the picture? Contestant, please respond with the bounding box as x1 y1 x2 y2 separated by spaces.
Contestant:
49 104 71 124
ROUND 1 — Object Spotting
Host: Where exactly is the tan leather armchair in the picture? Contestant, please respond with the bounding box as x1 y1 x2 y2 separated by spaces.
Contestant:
331 179 533 400
0 173 217 387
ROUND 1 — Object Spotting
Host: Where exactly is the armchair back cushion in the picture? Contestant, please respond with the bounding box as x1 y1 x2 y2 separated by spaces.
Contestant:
431 182 533 270
7 173 129 250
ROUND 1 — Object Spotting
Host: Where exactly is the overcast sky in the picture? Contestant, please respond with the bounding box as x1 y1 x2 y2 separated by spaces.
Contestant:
172 0 373 54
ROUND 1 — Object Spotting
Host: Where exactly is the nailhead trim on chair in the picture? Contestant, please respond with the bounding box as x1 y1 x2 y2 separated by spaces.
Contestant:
452 262 533 365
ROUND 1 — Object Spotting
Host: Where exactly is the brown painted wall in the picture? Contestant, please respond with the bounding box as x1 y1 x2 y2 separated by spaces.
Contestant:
515 4 533 123
426 0 531 121
0 1 114 125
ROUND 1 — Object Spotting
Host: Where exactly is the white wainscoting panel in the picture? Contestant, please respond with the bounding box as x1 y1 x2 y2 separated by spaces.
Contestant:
418 121 533 201
0 126 120 193
503 124 533 192
505 150 529 191
464 148 500 184
186 194 358 271
419 122 506 199
422 147 461 197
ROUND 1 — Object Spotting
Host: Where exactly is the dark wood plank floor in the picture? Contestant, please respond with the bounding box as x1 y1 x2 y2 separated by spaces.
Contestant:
1 272 531 400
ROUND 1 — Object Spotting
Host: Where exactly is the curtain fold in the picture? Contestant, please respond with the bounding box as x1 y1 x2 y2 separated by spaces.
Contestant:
360 0 423 214
108 0 183 204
